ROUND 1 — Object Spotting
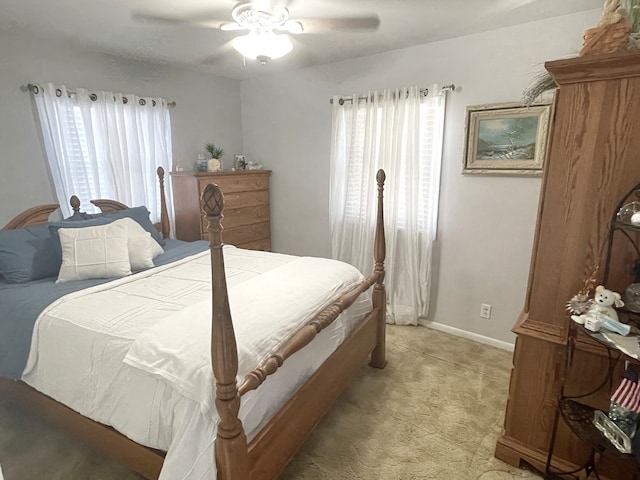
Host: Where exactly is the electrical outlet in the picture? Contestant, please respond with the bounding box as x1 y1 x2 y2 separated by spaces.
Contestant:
480 304 492 319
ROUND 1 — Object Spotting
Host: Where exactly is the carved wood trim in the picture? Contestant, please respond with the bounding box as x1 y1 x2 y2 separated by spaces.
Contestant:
511 311 566 345
206 169 386 480
238 271 381 396
496 433 586 477
89 167 172 237
157 166 170 239
2 204 60 230
370 169 387 369
514 317 613 358
70 195 81 213
546 50 640 85
201 183 249 480
5 167 169 233
247 309 379 480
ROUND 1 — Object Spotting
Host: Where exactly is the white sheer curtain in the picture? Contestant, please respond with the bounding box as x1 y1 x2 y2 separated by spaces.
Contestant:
330 85 446 325
32 83 174 231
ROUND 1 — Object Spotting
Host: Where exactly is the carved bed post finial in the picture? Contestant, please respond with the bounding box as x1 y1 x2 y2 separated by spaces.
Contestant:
370 169 387 369
70 196 81 214
157 167 170 239
200 184 249 480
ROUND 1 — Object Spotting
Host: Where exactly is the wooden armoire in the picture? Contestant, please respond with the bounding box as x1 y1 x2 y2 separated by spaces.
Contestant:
495 50 640 479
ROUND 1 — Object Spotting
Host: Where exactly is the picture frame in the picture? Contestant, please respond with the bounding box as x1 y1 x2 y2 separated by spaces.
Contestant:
233 154 247 170
462 102 553 176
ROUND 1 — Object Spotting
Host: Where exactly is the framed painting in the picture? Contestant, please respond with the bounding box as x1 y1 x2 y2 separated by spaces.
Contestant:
462 102 553 176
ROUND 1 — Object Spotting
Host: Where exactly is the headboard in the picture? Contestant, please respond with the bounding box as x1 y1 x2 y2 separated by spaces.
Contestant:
2 167 171 238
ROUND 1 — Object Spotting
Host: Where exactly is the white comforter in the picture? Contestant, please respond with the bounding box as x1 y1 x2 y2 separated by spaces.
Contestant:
22 246 370 479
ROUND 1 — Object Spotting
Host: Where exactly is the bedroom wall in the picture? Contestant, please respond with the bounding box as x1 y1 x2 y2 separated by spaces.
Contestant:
239 9 601 346
0 28 242 226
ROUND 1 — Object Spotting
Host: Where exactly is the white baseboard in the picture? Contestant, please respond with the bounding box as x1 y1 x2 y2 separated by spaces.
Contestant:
418 320 515 352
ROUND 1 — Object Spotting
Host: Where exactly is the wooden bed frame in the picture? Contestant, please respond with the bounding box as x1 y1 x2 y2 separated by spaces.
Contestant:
0 167 388 480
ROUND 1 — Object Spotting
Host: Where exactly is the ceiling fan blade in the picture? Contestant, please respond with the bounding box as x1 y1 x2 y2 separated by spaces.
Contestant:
131 10 229 29
132 12 188 26
202 53 225 66
220 22 246 31
274 20 304 34
254 0 297 8
295 15 380 33
201 41 235 66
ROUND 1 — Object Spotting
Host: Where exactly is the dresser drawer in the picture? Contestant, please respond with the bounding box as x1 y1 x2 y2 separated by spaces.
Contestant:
171 170 271 244
222 190 269 209
222 221 270 246
201 204 270 232
236 238 271 252
197 175 269 195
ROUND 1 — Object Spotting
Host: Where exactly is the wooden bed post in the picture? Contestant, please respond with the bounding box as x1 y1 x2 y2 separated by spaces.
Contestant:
70 195 81 213
201 184 250 480
157 167 171 239
370 169 387 369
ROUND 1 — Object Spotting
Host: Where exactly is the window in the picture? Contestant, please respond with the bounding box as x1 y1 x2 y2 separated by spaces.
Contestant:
339 94 445 231
32 83 173 226
329 86 447 324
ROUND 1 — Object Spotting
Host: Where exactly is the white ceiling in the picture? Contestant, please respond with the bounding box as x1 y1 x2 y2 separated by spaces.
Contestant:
0 0 603 79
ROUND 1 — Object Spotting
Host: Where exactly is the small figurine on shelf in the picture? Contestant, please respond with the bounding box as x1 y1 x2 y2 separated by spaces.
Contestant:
594 364 640 455
245 161 263 170
197 154 208 172
624 260 640 313
566 263 599 316
617 198 640 226
233 154 247 170
610 364 640 438
571 285 629 335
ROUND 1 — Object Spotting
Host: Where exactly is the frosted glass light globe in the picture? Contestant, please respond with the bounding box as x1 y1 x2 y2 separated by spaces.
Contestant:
232 30 293 62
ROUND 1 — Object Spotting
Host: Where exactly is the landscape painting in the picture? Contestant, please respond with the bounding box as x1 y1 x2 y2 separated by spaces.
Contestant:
462 103 552 175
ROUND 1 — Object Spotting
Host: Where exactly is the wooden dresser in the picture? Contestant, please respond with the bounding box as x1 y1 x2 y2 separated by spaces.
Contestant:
170 170 271 250
495 51 640 479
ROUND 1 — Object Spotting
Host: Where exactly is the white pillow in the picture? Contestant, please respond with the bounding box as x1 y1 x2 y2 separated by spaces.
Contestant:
112 218 164 268
150 236 164 258
57 222 131 283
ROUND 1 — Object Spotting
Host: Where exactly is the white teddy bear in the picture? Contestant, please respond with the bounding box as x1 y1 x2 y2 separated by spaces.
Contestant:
571 285 629 335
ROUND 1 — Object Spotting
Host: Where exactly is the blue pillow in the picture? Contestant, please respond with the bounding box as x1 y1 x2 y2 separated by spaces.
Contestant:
63 212 92 221
85 206 165 245
48 216 114 239
0 223 62 283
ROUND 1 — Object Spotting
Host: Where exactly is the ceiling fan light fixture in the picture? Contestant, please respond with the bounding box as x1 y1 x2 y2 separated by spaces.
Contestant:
232 30 293 62
231 2 290 30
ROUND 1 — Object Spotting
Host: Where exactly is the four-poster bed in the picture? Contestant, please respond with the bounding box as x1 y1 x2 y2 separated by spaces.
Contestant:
0 167 388 480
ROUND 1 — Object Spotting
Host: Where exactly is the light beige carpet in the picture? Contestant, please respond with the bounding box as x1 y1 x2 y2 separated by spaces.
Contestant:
0 326 541 480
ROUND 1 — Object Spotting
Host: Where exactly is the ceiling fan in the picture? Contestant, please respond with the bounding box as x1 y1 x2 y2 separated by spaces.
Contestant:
132 1 380 65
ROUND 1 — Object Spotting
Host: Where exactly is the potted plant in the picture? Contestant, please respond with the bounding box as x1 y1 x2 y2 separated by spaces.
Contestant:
204 143 224 172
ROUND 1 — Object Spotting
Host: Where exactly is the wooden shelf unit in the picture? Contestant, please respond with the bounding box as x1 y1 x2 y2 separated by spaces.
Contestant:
495 50 640 480
171 170 272 251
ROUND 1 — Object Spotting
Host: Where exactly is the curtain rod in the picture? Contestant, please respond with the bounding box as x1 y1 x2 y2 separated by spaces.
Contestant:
329 84 456 105
25 83 176 108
